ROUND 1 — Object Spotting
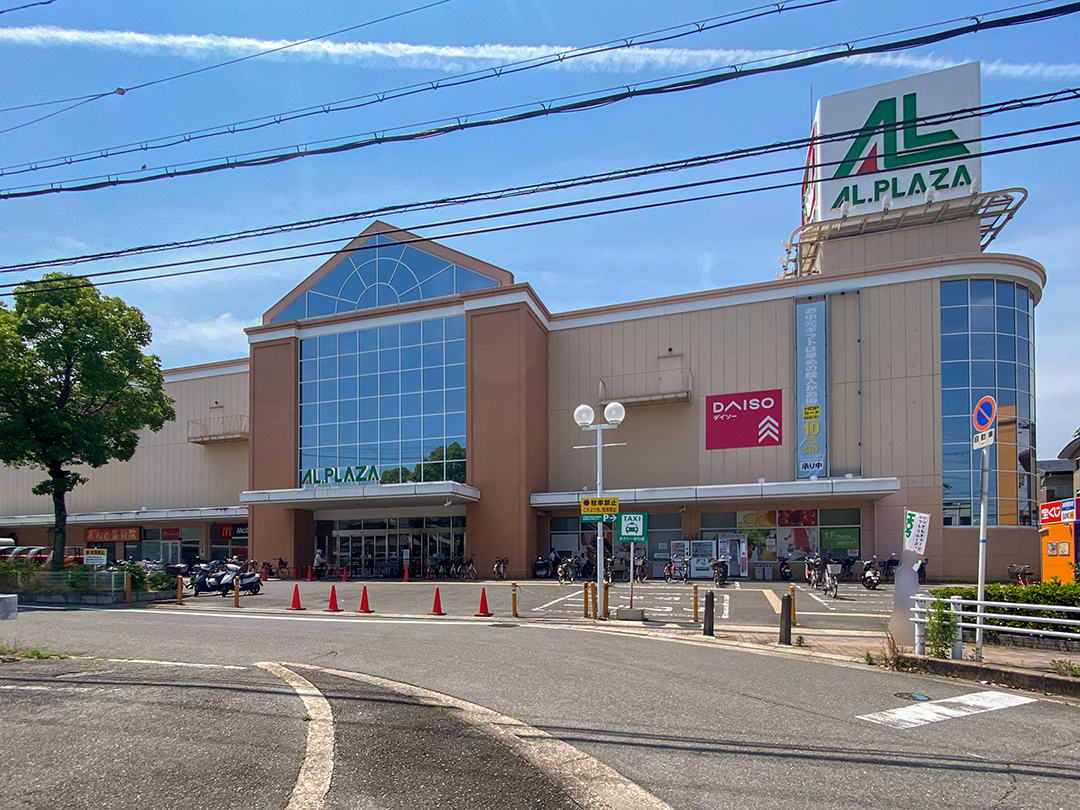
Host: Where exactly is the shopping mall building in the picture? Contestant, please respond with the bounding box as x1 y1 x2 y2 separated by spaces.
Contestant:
0 64 1049 580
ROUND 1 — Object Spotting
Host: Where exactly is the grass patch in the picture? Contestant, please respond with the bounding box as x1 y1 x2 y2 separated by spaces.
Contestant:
0 645 66 659
1051 659 1080 678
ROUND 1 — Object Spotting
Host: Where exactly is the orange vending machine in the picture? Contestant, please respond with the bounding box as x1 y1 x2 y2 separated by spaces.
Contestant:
1039 499 1076 583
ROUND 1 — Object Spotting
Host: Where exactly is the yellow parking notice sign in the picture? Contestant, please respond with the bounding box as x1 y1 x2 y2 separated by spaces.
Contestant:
581 497 619 515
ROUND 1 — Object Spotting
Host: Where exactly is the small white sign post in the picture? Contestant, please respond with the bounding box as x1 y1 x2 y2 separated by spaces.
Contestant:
972 395 997 662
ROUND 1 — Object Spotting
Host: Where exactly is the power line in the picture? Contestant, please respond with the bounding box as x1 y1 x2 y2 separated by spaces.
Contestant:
0 0 58 15
4 84 1077 276
2 0 1077 200
0 0 455 135
0 0 838 173
6 121 1078 297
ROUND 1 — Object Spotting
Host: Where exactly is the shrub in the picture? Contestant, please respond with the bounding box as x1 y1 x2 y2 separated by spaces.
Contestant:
930 581 1080 634
925 597 957 658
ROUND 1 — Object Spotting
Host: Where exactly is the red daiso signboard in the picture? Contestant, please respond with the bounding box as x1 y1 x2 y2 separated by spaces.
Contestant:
705 389 783 450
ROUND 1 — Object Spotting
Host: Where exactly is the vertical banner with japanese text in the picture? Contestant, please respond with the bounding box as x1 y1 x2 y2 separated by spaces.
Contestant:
796 299 828 478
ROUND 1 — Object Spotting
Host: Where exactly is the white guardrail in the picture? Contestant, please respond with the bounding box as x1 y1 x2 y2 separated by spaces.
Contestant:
911 594 1080 659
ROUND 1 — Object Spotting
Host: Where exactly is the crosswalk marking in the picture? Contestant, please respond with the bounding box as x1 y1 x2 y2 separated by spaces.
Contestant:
858 691 1037 730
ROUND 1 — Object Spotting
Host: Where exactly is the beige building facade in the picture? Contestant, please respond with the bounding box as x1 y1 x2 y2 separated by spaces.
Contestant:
0 204 1044 581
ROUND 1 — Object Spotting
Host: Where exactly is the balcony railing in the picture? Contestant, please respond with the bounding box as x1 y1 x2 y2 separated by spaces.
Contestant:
187 414 249 444
598 368 692 406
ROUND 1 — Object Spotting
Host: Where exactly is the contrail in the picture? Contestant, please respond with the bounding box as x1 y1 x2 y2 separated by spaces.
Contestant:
0 25 1076 79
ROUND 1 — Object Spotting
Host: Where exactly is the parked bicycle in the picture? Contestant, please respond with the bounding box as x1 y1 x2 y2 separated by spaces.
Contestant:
805 554 823 589
457 556 478 580
1008 563 1037 586
709 556 729 588
261 557 291 580
558 556 575 584
822 561 840 598
663 556 690 583
493 557 508 580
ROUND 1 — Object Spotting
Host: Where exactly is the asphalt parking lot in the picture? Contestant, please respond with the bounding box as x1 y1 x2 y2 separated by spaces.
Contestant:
169 575 908 633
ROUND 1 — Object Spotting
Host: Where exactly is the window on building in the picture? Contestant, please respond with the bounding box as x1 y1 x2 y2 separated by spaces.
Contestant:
940 279 1036 527
273 234 498 322
299 314 467 485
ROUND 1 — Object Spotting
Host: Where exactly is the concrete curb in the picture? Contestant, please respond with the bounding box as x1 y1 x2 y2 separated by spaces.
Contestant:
906 654 1080 699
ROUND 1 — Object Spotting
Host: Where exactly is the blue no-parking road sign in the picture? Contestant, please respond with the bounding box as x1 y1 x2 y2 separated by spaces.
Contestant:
972 395 997 432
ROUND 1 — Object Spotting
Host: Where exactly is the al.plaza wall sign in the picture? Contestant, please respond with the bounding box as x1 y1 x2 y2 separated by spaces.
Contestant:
300 466 380 486
803 62 982 223
705 389 783 450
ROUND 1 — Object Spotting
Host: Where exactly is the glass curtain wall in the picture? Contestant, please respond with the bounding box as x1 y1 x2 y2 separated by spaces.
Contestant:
940 279 1037 526
299 314 467 485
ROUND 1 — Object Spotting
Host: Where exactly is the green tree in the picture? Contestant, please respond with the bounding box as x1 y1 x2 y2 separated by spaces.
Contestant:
0 273 175 570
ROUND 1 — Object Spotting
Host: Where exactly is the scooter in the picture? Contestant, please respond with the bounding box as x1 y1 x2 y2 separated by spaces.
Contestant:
914 558 928 584
216 562 261 596
861 558 881 590
778 556 792 581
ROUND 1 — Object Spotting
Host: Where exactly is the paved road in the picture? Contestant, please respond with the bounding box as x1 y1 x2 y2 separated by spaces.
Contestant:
3 604 1077 810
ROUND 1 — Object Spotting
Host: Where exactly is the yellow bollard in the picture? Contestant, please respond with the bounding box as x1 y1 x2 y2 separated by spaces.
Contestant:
603 582 609 619
583 582 590 618
511 581 518 618
234 577 240 608
693 583 699 622
789 583 797 625
590 582 598 620
176 575 183 605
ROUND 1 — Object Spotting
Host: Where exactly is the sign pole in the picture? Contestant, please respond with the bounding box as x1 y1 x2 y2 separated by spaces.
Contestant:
971 394 996 664
976 446 989 662
595 424 605 614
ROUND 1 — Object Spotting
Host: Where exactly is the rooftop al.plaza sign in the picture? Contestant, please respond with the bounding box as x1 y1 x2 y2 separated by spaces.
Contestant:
803 62 982 223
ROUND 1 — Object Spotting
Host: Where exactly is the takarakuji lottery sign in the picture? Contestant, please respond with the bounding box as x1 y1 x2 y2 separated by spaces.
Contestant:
803 62 982 224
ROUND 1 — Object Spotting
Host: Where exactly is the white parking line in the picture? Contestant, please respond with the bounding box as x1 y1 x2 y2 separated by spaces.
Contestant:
858 691 1037 730
722 595 730 619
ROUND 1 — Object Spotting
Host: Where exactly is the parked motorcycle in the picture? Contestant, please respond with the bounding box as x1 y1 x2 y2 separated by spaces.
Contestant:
861 558 881 590
710 556 729 588
881 553 901 583
557 556 575 584
914 557 928 584
533 557 552 578
778 556 792 581
838 557 857 582
805 554 824 589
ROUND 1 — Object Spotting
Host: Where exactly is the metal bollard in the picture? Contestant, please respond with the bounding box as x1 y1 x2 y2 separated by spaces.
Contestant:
590 582 598 620
951 595 964 661
779 594 792 645
234 578 240 608
176 575 183 606
789 584 797 626
693 583 699 622
703 591 715 636
511 582 518 618
583 582 590 618
602 582 609 619
914 600 926 656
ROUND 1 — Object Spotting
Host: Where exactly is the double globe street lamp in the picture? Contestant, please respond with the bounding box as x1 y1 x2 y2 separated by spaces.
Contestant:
573 401 626 614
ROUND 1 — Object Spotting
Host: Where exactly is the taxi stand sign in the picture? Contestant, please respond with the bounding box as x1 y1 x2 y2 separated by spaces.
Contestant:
616 513 648 543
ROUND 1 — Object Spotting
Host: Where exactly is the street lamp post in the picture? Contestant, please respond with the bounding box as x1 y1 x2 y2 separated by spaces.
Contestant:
574 401 626 617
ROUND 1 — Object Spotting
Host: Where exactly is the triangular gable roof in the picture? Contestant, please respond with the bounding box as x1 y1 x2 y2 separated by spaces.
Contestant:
262 220 514 325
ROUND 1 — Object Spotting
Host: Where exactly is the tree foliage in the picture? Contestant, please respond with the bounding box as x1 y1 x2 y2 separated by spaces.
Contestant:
0 273 175 568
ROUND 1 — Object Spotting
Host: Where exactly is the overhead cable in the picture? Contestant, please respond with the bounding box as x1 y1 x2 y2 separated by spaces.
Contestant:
3 84 1077 275
0 0 838 169
5 122 1078 296
2 1 1078 200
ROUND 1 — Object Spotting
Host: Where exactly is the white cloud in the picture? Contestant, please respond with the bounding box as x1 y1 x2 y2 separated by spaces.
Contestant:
150 312 251 360
1 25 1077 79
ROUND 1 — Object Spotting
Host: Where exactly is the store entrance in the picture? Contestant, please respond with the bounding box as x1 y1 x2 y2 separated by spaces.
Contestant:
329 523 462 579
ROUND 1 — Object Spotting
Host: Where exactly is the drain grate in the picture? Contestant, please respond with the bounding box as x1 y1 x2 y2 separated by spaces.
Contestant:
490 622 519 628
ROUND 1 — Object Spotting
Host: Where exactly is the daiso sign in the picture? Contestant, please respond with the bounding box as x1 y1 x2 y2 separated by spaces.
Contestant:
705 389 783 450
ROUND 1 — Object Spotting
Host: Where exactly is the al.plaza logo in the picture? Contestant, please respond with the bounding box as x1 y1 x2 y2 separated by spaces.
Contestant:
829 90 974 211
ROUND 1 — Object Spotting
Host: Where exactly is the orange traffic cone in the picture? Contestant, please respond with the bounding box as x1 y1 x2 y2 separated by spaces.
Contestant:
306 566 313 582
403 565 410 583
325 585 342 613
342 567 348 583
357 586 374 614
475 587 493 617
287 584 304 611
429 587 446 616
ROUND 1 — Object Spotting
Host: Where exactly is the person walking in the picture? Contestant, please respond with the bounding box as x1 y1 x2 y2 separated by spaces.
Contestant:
313 548 328 580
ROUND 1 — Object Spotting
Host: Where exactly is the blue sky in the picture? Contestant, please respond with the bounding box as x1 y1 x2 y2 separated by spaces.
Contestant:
0 0 1077 457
